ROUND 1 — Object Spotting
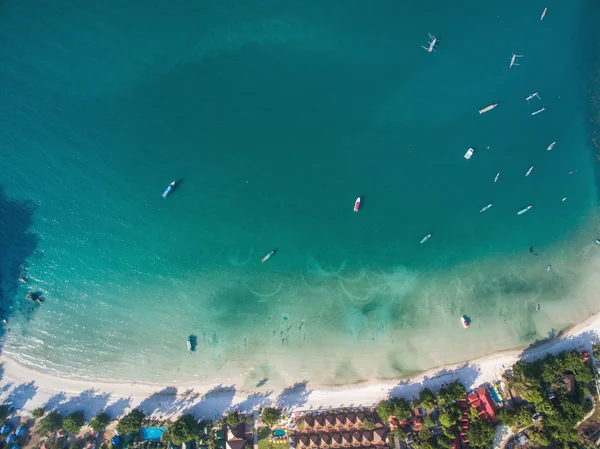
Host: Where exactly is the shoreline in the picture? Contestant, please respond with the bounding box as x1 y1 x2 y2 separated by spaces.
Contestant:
1 308 599 420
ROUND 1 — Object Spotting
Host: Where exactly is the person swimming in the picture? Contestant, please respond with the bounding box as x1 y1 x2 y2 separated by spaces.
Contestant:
547 264 552 272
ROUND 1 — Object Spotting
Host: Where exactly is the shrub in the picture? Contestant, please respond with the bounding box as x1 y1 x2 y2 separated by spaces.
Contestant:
437 435 454 449
116 409 145 435
423 415 435 429
63 411 86 435
421 441 434 449
32 407 46 419
39 411 63 434
89 412 111 433
166 414 200 445
418 428 432 441
260 408 282 427
393 427 407 441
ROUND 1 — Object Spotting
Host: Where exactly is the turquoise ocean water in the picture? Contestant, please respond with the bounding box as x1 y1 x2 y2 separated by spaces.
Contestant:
1 0 600 386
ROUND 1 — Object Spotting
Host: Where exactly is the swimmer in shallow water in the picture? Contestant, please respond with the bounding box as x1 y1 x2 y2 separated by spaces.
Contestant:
547 264 552 272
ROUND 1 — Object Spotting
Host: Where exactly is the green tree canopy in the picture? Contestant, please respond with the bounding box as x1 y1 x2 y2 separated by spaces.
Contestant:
393 427 407 441
465 419 495 449
438 407 460 428
418 428 432 441
438 381 466 405
376 400 394 422
260 408 281 427
423 414 435 429
226 412 244 428
166 414 200 445
63 411 86 435
437 435 454 449
362 417 375 431
32 407 46 419
421 441 434 449
419 389 437 410
39 411 64 434
89 412 111 433
392 398 411 421
116 409 145 435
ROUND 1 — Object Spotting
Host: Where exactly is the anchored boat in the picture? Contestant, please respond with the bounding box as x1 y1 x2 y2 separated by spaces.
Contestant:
479 103 498 115
480 204 493 213
187 336 192 354
420 234 431 244
461 316 469 328
532 107 545 116
517 205 533 215
261 248 278 263
354 197 361 212
540 8 547 20
526 166 534 177
494 172 500 183
547 141 556 151
422 33 438 52
464 148 474 160
162 181 176 198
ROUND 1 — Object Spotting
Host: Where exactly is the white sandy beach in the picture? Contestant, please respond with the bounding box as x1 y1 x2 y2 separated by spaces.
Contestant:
0 308 598 422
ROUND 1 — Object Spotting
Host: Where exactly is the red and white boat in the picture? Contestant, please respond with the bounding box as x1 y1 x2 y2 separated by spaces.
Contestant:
354 197 361 212
461 316 469 328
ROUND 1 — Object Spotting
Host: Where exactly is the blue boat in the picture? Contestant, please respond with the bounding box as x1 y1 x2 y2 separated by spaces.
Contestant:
162 181 176 198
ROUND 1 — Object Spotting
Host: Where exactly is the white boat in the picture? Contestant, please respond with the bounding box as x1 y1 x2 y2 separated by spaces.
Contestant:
547 141 556 151
480 203 493 213
532 107 545 116
187 337 192 353
562 197 567 202
517 205 532 215
479 103 498 115
494 172 500 183
526 92 541 102
420 234 431 244
596 239 600 245
526 166 534 177
461 316 469 328
540 8 547 20
422 33 437 52
354 197 361 212
162 181 176 198
509 53 523 68
464 148 474 160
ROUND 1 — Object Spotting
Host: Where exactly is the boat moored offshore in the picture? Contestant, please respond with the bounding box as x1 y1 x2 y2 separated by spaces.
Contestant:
461 316 469 328
480 204 493 213
354 197 361 212
162 181 176 198
464 148 474 160
517 205 533 215
261 249 278 263
420 234 432 244
479 103 498 114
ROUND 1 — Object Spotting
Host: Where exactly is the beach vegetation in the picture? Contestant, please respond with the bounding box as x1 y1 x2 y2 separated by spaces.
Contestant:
257 428 272 449
505 349 594 447
423 414 435 428
32 407 46 419
165 414 200 445
89 412 111 433
436 435 454 449
63 411 86 435
420 441 434 449
393 427 407 441
260 408 281 427
376 400 394 422
497 406 531 428
418 428 432 441
392 398 411 420
465 419 495 449
438 406 460 429
116 409 145 435
419 388 437 410
47 440 66 449
69 441 81 449
438 381 467 405
0 404 13 423
362 417 376 431
226 412 244 428
39 410 64 434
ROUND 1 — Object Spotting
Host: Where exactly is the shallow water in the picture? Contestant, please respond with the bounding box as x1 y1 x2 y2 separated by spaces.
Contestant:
0 0 599 387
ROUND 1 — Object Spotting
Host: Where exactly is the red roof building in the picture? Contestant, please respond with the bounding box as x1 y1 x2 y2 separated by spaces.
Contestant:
468 387 498 424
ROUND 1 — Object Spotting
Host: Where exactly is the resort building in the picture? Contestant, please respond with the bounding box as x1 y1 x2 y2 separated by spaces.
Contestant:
467 387 498 424
296 412 386 449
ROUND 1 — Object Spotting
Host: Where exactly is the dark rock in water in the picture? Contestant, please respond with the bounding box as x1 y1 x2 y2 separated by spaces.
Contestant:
26 292 44 304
